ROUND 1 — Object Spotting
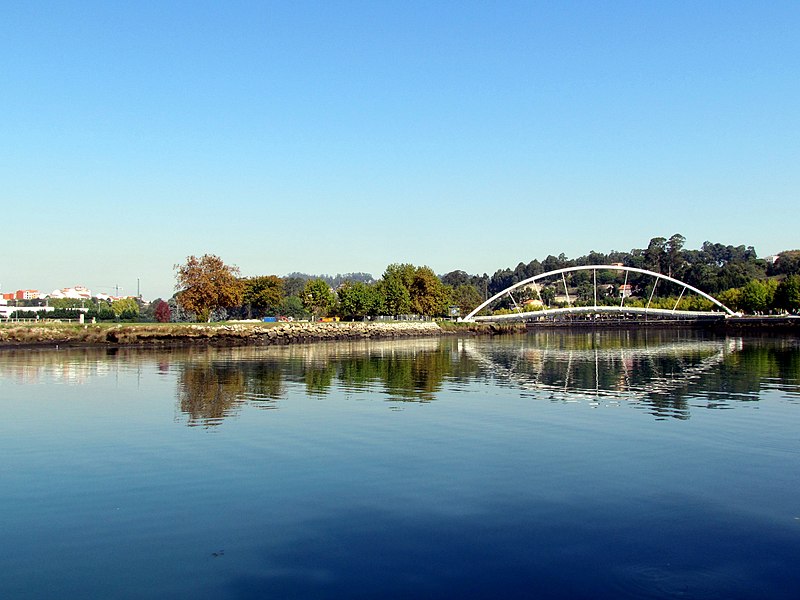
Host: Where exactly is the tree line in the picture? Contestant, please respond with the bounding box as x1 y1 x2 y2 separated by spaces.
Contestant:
171 236 799 322
7 236 797 323
173 256 454 322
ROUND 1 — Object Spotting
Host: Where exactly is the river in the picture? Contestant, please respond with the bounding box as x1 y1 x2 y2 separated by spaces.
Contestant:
1 330 799 599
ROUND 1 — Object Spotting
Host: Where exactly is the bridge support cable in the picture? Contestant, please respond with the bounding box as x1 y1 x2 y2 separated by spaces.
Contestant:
673 287 687 312
562 273 571 306
620 270 629 308
508 291 523 315
646 276 660 311
593 269 598 309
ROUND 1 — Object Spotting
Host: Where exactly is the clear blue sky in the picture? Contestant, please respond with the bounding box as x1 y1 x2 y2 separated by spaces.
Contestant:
2 1 798 300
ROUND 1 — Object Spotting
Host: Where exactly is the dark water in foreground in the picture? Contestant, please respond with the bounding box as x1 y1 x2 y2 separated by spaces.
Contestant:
1 330 799 599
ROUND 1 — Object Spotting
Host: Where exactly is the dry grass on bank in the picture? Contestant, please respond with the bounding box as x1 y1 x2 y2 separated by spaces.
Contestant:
0 322 260 347
0 320 448 347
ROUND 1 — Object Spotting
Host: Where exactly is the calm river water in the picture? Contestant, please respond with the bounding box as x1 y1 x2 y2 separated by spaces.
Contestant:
1 330 799 599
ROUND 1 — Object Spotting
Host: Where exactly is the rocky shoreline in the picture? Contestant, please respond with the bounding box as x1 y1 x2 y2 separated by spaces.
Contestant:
0 320 521 349
3 317 795 350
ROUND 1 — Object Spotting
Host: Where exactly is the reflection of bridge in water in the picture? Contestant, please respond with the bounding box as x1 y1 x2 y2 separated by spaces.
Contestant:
463 337 742 412
460 265 738 323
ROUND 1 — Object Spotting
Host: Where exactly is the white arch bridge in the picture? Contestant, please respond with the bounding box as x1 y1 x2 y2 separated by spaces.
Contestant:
459 265 738 323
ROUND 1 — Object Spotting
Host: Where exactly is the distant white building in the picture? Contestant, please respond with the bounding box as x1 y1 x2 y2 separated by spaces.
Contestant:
49 286 92 300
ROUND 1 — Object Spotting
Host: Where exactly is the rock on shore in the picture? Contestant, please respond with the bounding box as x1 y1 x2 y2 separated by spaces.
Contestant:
207 321 446 345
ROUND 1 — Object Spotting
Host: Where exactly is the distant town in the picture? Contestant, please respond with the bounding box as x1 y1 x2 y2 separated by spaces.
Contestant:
0 286 139 320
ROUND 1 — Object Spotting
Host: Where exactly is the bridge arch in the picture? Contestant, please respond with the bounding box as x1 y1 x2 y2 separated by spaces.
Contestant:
460 265 737 322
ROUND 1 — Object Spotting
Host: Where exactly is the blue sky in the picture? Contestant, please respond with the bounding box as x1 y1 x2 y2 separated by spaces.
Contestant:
2 1 798 299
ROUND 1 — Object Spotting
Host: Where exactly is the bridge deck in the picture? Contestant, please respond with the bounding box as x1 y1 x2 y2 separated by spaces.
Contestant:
468 305 728 323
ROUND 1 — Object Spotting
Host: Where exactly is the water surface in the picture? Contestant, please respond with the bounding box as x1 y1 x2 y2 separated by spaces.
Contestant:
1 330 799 598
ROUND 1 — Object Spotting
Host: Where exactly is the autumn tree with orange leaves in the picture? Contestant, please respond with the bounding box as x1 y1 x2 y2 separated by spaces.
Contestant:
175 254 244 322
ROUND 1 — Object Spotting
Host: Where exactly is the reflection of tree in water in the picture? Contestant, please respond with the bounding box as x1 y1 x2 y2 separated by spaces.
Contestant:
323 339 484 402
283 344 453 402
700 338 800 399
338 355 383 391
263 339 483 403
380 350 446 402
174 340 487 424
178 363 247 427
773 342 800 387
177 353 286 426
171 334 799 425
304 361 337 396
238 362 285 408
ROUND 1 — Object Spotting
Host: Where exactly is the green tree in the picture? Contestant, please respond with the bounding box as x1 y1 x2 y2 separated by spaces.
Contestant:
384 263 417 289
89 300 116 321
540 286 556 307
451 283 483 316
775 275 800 312
139 298 158 322
49 298 84 309
301 279 335 319
644 237 667 273
717 287 742 312
772 251 800 276
666 233 686 277
243 275 284 318
441 270 471 288
739 280 774 313
409 266 449 317
337 281 378 320
378 265 412 316
577 281 594 303
112 298 140 320
281 276 307 298
278 295 309 320
175 254 244 322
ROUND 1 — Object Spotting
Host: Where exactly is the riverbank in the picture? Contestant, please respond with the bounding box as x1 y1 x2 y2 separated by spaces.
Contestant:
2 316 795 349
0 320 526 349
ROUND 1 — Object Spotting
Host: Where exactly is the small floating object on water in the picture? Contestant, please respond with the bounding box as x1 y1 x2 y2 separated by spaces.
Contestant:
211 550 225 558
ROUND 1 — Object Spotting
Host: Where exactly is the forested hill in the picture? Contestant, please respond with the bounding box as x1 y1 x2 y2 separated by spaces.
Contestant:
443 235 799 299
283 272 375 288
